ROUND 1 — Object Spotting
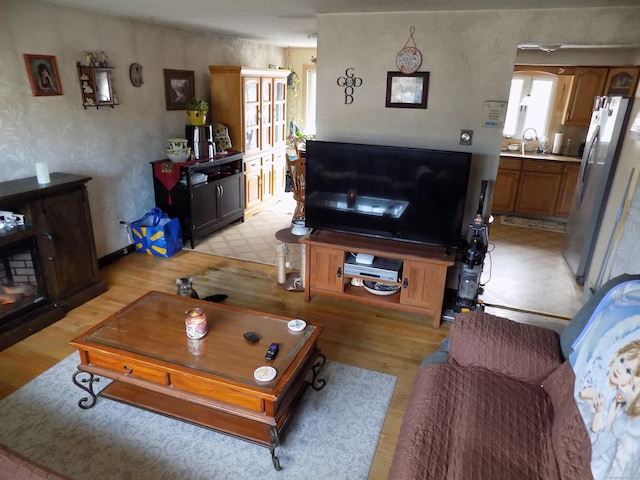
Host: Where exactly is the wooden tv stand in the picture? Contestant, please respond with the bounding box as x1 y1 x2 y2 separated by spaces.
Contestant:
301 230 454 328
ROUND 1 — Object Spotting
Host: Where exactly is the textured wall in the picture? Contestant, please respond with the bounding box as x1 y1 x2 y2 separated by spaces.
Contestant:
0 0 285 257
317 8 640 224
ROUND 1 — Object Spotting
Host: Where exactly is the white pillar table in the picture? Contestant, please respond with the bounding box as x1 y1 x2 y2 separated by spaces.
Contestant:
275 228 306 292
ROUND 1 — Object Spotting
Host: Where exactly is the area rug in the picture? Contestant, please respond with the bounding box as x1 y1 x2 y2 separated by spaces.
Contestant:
500 215 567 233
0 354 396 480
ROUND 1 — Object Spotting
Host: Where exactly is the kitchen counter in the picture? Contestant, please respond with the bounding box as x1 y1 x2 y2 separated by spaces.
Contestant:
500 151 582 163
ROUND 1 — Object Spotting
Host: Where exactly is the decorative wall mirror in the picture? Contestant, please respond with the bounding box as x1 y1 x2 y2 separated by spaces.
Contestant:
94 69 113 104
76 60 117 109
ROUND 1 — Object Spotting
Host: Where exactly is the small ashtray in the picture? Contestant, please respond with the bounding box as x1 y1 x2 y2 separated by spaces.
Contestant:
254 366 277 382
288 319 306 332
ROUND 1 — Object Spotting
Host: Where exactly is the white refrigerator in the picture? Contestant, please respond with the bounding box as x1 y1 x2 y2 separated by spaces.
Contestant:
562 96 633 284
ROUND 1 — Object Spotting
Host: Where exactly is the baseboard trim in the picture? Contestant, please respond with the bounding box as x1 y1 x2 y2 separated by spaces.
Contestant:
98 244 136 269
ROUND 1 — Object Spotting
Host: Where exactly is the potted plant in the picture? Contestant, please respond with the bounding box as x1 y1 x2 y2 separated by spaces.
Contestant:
187 97 209 126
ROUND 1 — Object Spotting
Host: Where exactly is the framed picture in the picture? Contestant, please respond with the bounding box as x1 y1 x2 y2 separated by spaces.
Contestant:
164 69 194 110
385 71 429 109
23 54 62 96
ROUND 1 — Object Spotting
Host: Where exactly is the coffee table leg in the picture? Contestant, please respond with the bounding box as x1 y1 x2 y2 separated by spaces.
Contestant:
269 426 282 471
72 370 100 409
311 353 327 391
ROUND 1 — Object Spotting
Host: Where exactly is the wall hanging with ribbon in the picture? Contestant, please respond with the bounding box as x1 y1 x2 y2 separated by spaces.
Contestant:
396 27 423 74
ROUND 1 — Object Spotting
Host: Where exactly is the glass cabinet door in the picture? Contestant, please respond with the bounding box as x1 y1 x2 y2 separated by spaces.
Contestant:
273 78 287 147
261 78 273 150
243 78 260 153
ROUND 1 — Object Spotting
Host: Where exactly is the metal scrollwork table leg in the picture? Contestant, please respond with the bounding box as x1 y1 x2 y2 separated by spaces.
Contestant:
72 370 100 409
269 426 282 471
311 353 327 391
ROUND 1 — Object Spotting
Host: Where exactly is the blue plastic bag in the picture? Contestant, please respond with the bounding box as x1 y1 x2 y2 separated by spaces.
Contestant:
130 208 183 257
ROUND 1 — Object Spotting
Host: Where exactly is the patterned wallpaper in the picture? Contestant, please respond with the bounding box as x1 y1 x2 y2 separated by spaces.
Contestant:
0 0 285 257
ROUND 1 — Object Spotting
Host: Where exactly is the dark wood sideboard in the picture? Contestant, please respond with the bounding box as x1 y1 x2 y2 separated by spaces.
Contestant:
151 152 244 248
0 173 107 350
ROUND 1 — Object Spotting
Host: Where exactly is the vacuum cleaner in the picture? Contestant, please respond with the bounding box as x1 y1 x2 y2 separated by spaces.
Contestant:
455 180 489 310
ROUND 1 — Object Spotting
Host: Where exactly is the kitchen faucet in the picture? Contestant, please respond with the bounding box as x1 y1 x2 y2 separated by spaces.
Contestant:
521 128 538 154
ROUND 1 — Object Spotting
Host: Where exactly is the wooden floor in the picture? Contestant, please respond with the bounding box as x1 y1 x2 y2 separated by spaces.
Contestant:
0 249 450 479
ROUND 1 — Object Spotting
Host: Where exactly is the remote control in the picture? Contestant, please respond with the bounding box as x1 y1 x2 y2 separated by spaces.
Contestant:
243 332 260 343
265 343 279 361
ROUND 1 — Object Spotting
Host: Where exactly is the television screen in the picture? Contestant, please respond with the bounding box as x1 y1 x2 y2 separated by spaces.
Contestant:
304 140 471 250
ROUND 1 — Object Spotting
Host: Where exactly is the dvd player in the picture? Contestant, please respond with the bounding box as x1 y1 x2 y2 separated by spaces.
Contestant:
343 255 402 282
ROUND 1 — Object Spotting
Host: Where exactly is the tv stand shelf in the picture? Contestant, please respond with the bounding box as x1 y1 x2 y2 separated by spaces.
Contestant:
301 230 454 328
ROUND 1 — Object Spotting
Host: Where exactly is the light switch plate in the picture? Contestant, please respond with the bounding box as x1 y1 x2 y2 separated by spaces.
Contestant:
460 130 473 146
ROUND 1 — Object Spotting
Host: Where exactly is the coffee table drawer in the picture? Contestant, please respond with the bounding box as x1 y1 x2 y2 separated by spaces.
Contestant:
171 375 264 412
87 351 168 385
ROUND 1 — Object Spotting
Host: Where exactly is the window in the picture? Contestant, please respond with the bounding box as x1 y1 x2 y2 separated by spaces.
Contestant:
504 73 557 141
303 65 316 136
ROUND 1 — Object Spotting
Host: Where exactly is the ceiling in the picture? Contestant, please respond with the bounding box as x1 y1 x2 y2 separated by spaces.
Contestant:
43 0 640 48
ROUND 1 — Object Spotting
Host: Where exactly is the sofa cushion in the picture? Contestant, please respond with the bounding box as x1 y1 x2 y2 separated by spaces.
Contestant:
449 311 562 384
542 361 593 480
389 362 560 480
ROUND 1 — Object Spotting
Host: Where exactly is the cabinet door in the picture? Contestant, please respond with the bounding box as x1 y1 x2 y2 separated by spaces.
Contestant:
243 77 261 154
604 67 640 98
308 245 344 293
555 163 580 217
244 170 261 210
34 187 100 303
493 169 520 212
493 159 521 213
190 182 221 233
262 155 274 202
564 67 608 126
515 168 562 216
273 150 286 194
217 174 243 220
261 78 273 151
400 260 448 311
273 78 287 148
244 157 262 210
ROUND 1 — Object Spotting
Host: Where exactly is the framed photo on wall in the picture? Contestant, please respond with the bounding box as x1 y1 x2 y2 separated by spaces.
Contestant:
164 69 194 110
385 71 429 109
24 54 62 96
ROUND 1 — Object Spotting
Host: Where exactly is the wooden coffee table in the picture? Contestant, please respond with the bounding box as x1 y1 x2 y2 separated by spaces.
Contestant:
70 291 326 470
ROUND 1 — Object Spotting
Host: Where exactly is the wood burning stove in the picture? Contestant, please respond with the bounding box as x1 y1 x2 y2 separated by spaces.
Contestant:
0 173 107 351
0 236 48 330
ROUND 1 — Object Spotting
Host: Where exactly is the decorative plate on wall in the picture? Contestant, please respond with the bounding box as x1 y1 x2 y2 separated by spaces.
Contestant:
396 46 422 74
396 27 422 74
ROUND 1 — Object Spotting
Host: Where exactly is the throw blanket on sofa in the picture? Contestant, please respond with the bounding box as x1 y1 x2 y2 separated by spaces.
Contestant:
570 280 640 480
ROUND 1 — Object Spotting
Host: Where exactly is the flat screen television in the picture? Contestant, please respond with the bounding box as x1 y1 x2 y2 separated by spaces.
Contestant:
304 140 472 250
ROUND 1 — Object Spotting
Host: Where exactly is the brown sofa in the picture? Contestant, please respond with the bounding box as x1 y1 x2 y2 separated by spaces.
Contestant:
389 274 640 480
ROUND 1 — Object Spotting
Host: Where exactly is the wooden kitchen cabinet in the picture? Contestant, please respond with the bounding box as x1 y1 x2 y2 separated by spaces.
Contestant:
515 161 564 216
209 66 289 217
493 157 521 212
563 66 608 126
493 156 579 220
554 163 580 217
302 230 454 328
604 66 640 97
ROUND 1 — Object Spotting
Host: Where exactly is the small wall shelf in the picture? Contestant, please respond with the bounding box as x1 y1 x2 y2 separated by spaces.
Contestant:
76 63 118 109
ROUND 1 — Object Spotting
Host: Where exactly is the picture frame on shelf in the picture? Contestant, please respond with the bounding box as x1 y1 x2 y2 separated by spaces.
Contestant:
23 54 63 96
385 71 429 109
163 69 195 110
